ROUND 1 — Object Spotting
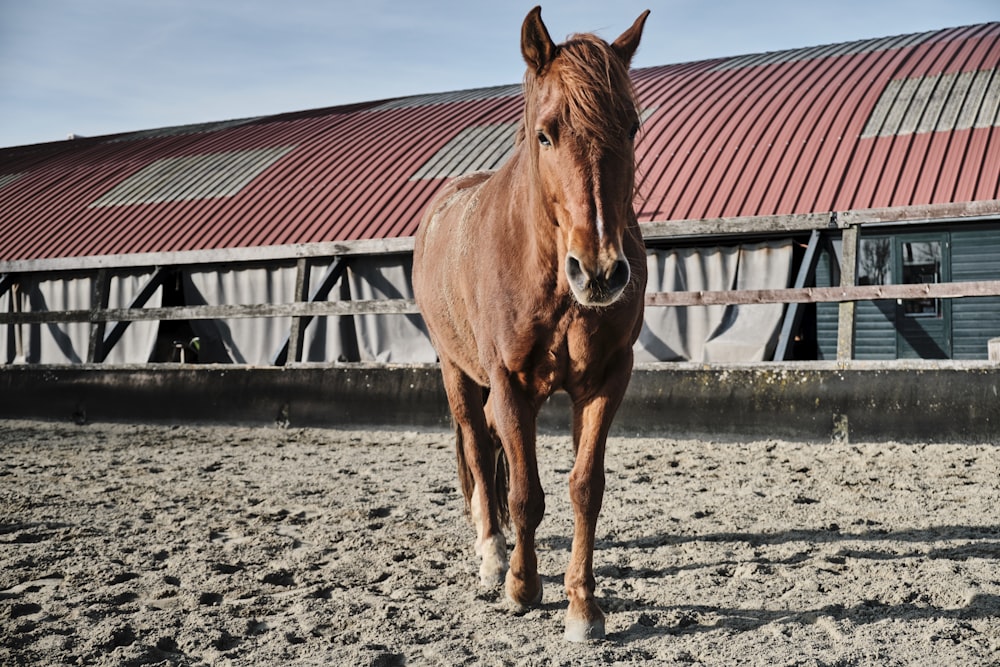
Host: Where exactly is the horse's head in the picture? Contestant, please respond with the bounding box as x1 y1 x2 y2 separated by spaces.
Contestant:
520 6 648 308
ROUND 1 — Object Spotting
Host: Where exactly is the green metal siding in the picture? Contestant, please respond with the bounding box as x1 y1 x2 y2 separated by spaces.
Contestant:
815 248 838 360
854 300 897 359
815 242 897 360
814 224 1000 360
951 227 1000 359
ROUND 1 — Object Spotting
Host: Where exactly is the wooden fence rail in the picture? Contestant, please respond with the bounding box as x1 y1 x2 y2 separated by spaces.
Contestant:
4 280 1000 325
644 280 1000 307
0 298 422 325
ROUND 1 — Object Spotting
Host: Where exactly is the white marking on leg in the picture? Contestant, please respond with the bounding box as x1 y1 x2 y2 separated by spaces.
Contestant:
471 484 486 555
564 615 605 642
471 484 507 586
479 534 508 587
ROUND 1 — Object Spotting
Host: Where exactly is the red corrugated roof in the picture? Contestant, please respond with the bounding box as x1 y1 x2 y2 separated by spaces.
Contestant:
1 22 999 262
635 22 1000 220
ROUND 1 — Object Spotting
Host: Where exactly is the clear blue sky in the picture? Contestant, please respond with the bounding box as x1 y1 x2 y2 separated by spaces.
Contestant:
1 0 997 148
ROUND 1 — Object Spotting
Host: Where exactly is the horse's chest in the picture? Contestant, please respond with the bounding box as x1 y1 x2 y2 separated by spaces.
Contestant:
500 313 582 396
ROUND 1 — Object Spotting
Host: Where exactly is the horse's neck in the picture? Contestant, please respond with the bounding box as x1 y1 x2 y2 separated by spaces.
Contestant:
490 150 563 276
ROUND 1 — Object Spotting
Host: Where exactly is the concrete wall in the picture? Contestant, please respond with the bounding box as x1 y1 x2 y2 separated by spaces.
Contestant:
2 362 998 443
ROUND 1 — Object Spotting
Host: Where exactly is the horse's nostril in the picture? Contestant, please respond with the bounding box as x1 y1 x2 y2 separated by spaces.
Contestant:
566 255 588 289
607 259 630 293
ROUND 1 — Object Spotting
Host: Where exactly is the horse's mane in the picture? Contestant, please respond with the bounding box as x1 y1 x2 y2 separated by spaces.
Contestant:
521 32 639 150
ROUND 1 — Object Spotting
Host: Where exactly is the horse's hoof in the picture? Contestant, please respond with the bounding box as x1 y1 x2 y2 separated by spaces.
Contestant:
479 561 506 587
564 616 605 642
478 535 508 587
504 572 542 612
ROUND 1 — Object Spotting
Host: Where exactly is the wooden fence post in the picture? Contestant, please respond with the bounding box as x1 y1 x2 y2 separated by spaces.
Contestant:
836 225 859 362
286 257 310 365
87 269 110 364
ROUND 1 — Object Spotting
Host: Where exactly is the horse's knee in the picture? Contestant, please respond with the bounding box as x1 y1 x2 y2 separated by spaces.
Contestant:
508 483 545 529
568 467 605 515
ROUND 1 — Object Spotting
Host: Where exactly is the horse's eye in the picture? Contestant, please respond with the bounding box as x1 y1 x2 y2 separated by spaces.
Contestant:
537 131 552 147
628 122 640 140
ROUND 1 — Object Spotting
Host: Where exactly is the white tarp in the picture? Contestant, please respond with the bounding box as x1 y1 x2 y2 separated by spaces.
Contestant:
185 256 436 365
103 276 164 364
5 241 792 365
3 272 162 364
299 258 355 363
185 265 296 365
636 240 793 362
299 255 437 364
343 256 437 363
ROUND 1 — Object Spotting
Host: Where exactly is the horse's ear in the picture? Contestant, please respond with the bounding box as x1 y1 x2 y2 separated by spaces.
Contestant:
521 6 557 75
611 10 650 67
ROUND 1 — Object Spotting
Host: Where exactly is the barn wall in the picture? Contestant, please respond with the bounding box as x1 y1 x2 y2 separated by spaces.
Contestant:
816 223 1000 361
1 255 440 367
951 227 1000 359
2 362 997 443
3 242 794 367
182 255 438 365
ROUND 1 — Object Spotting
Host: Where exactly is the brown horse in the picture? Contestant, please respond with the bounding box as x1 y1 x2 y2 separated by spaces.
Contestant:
412 6 649 642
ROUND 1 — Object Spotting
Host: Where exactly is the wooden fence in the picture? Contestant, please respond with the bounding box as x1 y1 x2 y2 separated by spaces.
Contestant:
4 201 1000 364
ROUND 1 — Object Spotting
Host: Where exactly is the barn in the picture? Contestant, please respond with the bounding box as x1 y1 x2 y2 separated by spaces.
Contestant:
2 22 999 439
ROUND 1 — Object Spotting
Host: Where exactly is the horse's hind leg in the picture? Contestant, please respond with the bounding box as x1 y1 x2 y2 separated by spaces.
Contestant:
440 360 508 587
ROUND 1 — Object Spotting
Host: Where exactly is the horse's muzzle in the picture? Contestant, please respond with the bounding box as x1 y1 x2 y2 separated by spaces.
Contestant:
565 253 631 306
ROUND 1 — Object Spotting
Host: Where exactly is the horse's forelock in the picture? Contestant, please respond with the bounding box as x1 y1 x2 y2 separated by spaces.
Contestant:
524 33 638 149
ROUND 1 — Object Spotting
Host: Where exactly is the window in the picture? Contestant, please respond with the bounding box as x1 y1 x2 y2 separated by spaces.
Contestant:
899 240 942 318
858 237 891 286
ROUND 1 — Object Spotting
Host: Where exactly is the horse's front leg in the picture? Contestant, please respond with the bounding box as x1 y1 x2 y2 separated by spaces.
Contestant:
564 371 629 642
486 378 545 610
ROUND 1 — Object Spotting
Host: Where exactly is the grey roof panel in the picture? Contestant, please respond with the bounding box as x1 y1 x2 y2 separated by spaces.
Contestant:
89 146 295 207
975 68 1000 128
0 173 24 191
109 118 263 143
864 68 1000 137
411 121 518 180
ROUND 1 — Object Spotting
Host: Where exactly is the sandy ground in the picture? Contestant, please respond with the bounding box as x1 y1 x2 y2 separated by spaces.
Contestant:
1 419 999 666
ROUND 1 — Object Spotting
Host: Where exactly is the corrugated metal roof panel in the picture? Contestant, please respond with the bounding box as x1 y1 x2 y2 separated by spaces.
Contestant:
2 22 999 263
411 121 518 180
976 69 1000 126
0 173 23 191
634 21 1000 221
89 146 295 207
107 117 264 143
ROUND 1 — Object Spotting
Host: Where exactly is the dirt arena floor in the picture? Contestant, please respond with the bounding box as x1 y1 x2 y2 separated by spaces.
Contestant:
1 419 999 666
